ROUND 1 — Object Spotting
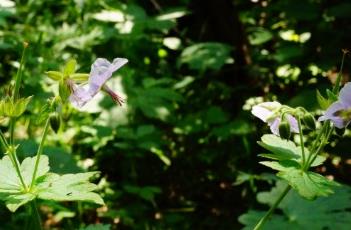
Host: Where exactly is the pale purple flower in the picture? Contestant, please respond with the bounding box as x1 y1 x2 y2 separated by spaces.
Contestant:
318 82 351 128
69 58 128 108
251 101 299 136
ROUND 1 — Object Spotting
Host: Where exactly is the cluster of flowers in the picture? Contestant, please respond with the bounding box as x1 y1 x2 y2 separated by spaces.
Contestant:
252 82 351 136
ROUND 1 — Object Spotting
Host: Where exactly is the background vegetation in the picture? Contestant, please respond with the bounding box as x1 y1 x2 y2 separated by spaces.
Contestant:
0 0 351 229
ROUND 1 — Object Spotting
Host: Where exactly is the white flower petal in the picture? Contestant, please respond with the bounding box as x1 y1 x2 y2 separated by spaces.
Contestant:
287 114 299 133
69 86 92 108
269 117 281 136
88 57 128 97
251 101 281 122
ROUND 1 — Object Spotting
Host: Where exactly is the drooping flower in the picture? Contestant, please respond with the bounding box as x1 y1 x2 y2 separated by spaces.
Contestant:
318 82 351 128
251 101 299 136
69 58 128 108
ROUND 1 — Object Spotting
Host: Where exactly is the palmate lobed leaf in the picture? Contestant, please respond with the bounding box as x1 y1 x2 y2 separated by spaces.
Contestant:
35 172 104 205
0 155 49 194
239 181 351 230
258 134 326 167
258 135 301 161
0 155 103 212
260 160 338 200
278 168 339 200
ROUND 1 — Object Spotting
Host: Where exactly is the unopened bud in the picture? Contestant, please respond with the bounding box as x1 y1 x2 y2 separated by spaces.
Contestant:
302 113 316 130
0 96 32 118
59 80 72 102
279 121 291 139
49 113 61 133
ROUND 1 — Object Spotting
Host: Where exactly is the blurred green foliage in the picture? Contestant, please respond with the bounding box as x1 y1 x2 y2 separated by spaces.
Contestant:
0 0 351 229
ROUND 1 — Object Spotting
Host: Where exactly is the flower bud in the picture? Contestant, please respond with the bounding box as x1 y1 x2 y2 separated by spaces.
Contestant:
49 113 61 133
302 113 316 130
0 96 32 118
279 121 291 139
59 80 71 102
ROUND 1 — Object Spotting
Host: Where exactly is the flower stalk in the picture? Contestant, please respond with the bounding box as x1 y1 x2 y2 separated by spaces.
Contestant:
253 185 291 230
29 117 50 190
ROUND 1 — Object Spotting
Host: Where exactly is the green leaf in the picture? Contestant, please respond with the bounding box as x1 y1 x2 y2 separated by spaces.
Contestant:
260 160 300 172
36 172 104 205
179 42 231 71
326 89 338 101
258 135 300 161
316 89 331 110
0 155 49 193
278 168 339 200
258 135 326 167
0 155 49 211
21 155 50 187
239 181 351 230
248 27 273 45
5 193 36 212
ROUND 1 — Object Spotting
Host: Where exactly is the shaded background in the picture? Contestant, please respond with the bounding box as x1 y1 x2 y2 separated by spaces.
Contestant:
0 0 351 229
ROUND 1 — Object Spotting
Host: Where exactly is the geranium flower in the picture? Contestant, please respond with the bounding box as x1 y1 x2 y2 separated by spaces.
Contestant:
251 101 299 136
69 58 128 108
318 82 351 128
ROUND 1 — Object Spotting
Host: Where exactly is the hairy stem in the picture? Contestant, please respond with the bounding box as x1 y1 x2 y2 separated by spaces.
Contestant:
29 118 50 190
253 185 291 230
297 117 306 168
304 121 329 171
13 42 28 101
308 125 334 168
332 50 347 94
30 200 42 230
8 149 27 190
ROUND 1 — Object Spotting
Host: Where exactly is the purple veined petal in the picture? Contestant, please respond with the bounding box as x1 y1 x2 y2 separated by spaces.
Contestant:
330 117 346 129
318 101 348 128
88 58 128 97
69 86 92 108
110 58 128 72
251 101 281 122
286 114 299 133
318 101 346 122
338 82 351 106
268 117 281 136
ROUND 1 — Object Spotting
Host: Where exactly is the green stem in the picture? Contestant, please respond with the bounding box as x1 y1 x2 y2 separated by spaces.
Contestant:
30 200 42 230
332 50 347 94
9 118 15 145
308 126 334 168
253 185 291 230
297 117 306 168
304 122 329 171
13 43 28 101
8 149 27 190
0 130 9 150
29 118 50 190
